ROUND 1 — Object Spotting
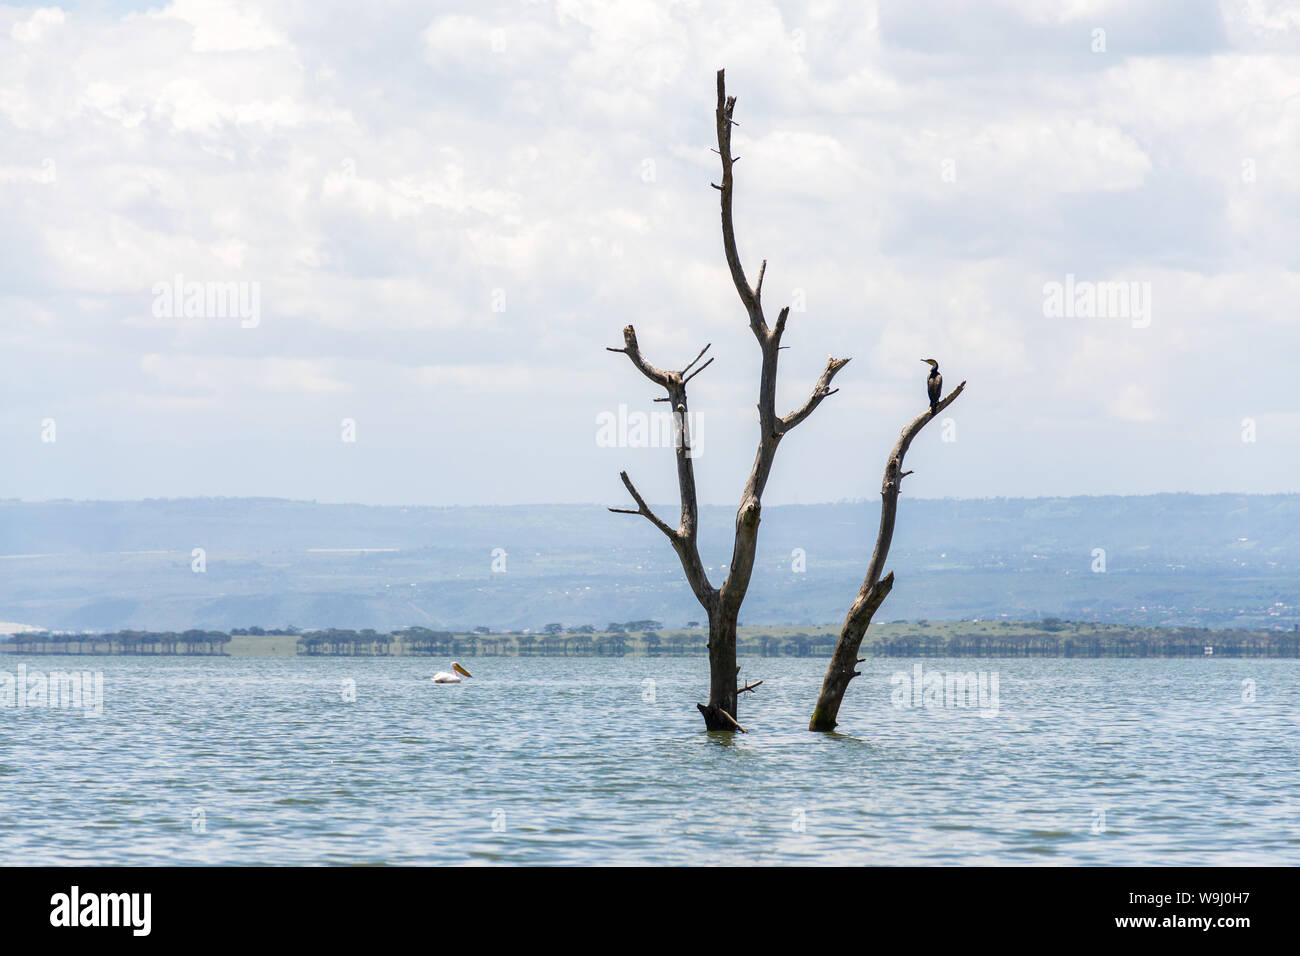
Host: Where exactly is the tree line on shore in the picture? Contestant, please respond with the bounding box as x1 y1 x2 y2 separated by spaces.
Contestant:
3 629 231 654
296 623 1300 658
6 621 1296 657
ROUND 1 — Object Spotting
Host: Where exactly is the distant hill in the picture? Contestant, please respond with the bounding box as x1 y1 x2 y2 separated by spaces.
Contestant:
0 494 1296 632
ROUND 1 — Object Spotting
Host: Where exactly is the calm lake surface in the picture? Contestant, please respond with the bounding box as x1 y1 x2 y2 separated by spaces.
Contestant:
3 655 1298 865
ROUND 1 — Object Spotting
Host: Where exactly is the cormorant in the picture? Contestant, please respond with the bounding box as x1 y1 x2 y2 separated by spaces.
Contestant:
921 359 941 414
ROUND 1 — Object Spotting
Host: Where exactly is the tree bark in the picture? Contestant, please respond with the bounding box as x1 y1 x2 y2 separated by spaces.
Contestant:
809 381 966 732
609 70 847 730
697 611 739 731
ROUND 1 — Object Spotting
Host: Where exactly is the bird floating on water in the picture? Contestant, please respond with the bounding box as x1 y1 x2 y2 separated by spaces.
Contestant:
921 359 942 415
432 662 473 684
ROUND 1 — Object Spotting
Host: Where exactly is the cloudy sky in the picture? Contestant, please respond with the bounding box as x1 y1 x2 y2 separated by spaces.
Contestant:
2 0 1298 507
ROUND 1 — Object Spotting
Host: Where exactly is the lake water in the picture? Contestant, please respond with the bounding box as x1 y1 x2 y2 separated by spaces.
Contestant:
2 655 1298 865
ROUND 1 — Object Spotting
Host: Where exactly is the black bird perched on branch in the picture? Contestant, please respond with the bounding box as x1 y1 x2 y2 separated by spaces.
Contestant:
921 359 941 414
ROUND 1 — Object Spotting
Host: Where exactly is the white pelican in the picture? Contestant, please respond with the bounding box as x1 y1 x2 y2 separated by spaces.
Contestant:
431 662 473 684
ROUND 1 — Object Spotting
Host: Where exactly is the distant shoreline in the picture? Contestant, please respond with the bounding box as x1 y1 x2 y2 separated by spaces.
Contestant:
5 496 1298 633
4 621 1298 659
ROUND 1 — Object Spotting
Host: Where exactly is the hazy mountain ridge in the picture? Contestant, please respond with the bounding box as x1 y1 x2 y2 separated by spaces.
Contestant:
0 494 1296 632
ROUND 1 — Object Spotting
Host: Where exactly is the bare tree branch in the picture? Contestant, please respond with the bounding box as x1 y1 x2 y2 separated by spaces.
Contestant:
715 69 765 338
680 343 712 377
780 356 851 433
682 357 715 385
772 305 789 343
606 327 715 609
856 381 965 598
607 325 673 390
809 380 967 731
608 470 676 541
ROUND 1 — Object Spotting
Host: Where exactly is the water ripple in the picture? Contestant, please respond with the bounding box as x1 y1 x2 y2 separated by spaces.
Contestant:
1 655 1298 864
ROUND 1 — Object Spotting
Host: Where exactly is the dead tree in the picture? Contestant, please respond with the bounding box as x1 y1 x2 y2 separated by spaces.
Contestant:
609 69 848 731
807 380 966 732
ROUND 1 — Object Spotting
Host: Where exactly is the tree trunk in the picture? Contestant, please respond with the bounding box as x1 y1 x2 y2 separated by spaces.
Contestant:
809 381 965 732
698 609 739 730
809 573 894 732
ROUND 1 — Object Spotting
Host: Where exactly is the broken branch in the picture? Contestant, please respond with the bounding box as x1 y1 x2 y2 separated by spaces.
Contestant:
717 708 748 732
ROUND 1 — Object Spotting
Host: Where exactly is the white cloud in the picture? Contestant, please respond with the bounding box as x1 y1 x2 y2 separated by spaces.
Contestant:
142 0 288 53
1225 0 1300 38
0 0 1297 504
139 354 349 394
11 7 65 45
1107 383 1159 422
